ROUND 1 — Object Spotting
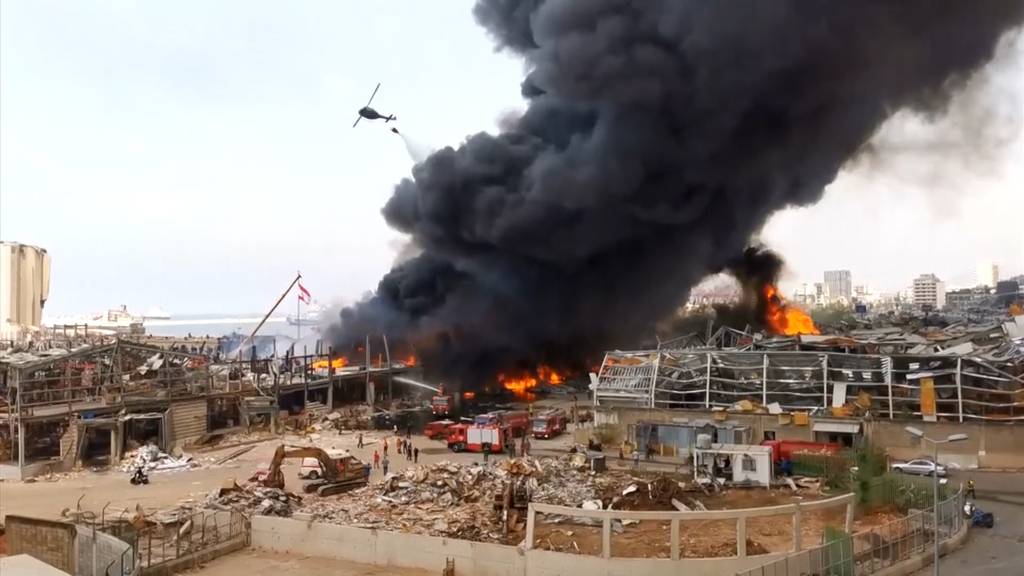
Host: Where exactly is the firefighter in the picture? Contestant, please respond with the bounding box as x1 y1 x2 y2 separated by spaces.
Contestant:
967 478 976 499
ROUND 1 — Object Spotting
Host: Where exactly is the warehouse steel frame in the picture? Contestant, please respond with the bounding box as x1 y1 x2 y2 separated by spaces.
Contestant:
594 349 1024 422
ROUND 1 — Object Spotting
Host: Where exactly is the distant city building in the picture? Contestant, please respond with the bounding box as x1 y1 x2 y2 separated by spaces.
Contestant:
912 274 946 310
945 287 989 311
824 270 853 303
976 261 999 288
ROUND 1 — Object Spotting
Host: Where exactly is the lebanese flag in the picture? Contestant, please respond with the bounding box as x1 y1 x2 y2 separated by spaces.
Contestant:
298 282 311 304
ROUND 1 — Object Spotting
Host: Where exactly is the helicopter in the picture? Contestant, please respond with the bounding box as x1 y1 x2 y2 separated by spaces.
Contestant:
353 82 396 127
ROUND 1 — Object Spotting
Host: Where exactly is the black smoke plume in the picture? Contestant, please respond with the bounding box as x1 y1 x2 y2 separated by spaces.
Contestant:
331 0 1023 388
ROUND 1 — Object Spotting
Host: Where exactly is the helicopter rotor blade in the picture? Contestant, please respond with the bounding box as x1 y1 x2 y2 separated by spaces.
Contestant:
352 116 362 128
365 82 381 106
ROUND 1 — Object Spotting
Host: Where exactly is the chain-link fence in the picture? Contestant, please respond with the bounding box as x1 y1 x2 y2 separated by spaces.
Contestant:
736 486 963 576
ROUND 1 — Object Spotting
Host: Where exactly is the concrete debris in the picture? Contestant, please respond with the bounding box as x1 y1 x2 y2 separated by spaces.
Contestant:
120 443 196 473
293 455 628 543
202 483 302 517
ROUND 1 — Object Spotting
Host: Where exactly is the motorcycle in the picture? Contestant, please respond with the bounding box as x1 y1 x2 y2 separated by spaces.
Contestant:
129 467 150 486
963 501 994 528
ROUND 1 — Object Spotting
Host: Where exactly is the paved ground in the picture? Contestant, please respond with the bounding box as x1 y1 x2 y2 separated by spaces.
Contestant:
914 471 1024 576
186 549 433 575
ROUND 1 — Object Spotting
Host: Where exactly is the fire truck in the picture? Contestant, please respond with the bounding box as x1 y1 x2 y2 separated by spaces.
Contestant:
431 384 453 417
761 440 841 464
531 408 567 439
474 410 530 437
446 422 514 453
424 419 456 440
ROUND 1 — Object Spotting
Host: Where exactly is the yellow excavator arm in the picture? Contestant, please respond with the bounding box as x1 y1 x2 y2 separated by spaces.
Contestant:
263 445 340 489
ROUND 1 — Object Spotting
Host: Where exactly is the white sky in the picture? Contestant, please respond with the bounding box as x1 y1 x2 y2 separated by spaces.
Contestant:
1 1 1021 315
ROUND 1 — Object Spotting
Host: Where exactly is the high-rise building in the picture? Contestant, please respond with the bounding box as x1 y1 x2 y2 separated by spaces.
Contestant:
976 261 999 288
824 270 852 302
912 274 946 310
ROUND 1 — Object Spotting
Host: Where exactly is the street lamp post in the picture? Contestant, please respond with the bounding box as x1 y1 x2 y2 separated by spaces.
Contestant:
905 426 968 576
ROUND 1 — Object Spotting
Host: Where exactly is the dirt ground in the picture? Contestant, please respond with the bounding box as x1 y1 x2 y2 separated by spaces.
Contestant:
185 549 434 576
532 488 888 558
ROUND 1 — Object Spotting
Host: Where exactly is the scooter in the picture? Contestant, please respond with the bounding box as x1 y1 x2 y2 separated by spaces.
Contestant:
963 501 995 528
129 466 150 485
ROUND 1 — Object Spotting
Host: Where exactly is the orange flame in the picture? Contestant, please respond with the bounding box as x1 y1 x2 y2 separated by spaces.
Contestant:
498 372 538 397
537 364 565 385
762 284 819 335
499 365 568 398
462 391 476 400
312 357 350 370
404 354 417 366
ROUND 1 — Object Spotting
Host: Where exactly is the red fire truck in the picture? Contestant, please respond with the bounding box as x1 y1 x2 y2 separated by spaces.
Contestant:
424 419 456 440
474 410 530 437
761 440 841 464
531 408 567 439
431 385 453 417
446 422 514 453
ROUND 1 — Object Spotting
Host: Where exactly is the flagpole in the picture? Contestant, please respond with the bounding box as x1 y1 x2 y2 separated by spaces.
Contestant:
297 290 301 342
239 272 301 361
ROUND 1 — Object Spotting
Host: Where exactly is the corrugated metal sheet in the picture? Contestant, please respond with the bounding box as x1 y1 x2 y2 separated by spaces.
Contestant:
169 400 207 447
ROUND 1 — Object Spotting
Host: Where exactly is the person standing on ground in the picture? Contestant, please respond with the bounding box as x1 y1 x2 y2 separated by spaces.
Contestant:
413 447 419 464
967 478 976 499
373 450 380 469
382 455 390 475
357 433 363 449
407 442 413 461
397 437 403 455
633 449 640 470
483 443 491 463
383 438 388 457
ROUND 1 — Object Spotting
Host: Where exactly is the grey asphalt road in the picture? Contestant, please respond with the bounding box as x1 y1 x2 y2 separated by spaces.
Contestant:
914 471 1024 576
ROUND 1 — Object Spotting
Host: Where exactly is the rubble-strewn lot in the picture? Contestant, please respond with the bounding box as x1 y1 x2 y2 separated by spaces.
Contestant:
185 452 858 557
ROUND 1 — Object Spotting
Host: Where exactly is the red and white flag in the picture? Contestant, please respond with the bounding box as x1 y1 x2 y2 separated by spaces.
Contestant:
298 282 311 304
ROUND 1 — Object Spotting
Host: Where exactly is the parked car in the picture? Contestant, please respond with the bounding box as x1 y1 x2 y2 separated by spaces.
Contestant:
299 457 325 479
891 459 946 476
299 450 349 480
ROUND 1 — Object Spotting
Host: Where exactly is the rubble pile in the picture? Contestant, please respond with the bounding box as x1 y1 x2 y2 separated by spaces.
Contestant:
316 405 373 431
610 476 690 511
119 444 196 473
294 455 627 543
203 483 302 517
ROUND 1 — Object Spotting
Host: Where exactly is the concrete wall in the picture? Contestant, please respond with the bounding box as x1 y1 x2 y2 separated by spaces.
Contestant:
5 515 77 574
865 418 1022 469
76 526 135 576
252 516 803 576
598 407 1024 469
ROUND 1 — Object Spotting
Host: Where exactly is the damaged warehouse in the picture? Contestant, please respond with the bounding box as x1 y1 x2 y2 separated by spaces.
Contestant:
0 337 419 479
593 317 1024 468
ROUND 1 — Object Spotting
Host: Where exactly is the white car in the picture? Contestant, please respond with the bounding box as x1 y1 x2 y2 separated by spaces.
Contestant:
891 459 946 477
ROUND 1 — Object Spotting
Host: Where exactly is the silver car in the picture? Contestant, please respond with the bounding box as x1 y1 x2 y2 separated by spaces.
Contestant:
891 458 947 477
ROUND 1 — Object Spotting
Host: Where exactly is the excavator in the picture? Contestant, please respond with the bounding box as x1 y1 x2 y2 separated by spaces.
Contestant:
259 445 369 497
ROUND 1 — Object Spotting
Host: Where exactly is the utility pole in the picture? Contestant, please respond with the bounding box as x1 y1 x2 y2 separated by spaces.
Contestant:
904 426 968 576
